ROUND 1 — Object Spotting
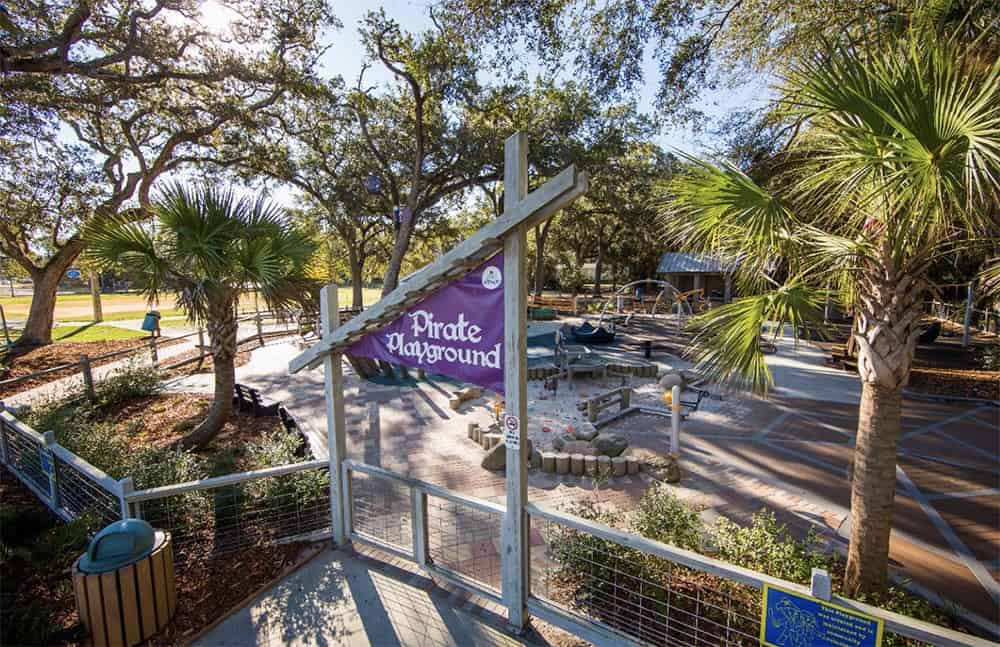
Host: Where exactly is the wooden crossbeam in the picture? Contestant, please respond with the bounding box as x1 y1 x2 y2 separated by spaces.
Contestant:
288 162 587 374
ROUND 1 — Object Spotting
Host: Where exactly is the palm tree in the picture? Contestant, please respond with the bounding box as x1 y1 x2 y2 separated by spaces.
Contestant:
660 35 999 595
86 184 318 449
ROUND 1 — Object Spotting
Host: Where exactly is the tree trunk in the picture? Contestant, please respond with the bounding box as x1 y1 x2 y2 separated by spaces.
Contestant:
533 223 551 297
844 270 922 595
178 300 238 449
347 247 365 310
15 241 82 347
591 239 604 297
845 382 903 595
382 210 416 296
90 273 103 322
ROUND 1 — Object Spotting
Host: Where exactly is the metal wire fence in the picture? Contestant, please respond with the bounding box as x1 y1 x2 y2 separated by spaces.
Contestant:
350 469 414 552
128 462 331 563
54 453 122 527
530 514 761 646
426 493 502 593
2 414 49 495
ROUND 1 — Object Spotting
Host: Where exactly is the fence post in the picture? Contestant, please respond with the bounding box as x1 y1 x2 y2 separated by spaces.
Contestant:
79 354 95 401
411 488 429 567
119 476 134 519
0 401 8 464
321 285 349 547
42 431 59 510
810 568 832 601
149 337 158 368
962 282 974 348
256 312 264 346
670 385 681 455
197 327 206 369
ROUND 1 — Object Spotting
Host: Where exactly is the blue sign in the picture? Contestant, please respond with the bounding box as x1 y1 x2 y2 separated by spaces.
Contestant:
66 269 82 280
39 447 55 476
761 585 883 647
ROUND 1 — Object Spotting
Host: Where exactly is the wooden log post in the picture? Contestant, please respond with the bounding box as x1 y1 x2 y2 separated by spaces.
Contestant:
321 285 349 547
197 328 206 369
149 337 158 368
502 132 530 632
256 312 264 346
670 385 681 455
80 354 95 401
962 282 974 348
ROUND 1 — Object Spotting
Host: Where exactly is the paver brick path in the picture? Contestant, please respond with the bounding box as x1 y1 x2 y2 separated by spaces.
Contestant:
231 341 999 627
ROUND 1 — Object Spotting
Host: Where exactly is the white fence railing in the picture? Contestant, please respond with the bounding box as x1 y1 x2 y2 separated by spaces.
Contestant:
0 407 126 527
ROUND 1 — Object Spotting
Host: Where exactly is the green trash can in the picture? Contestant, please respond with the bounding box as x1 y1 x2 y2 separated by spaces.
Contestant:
73 520 176 646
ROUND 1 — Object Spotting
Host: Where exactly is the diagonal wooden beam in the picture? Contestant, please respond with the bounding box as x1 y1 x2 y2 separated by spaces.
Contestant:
289 164 588 374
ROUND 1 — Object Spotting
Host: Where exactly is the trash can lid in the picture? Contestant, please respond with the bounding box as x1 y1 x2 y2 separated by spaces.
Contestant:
78 519 158 574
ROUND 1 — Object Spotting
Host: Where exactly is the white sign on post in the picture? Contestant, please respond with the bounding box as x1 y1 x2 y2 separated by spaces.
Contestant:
502 413 520 449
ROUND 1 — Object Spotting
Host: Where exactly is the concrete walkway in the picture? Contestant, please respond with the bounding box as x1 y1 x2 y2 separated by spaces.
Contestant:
196 546 552 647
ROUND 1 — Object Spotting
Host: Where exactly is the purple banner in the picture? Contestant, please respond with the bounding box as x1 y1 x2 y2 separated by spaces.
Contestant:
347 254 505 393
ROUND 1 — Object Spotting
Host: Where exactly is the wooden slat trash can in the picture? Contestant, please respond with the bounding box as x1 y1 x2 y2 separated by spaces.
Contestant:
72 520 176 646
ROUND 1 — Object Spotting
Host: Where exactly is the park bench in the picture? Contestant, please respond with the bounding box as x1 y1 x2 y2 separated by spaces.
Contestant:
233 383 281 417
278 406 310 457
529 295 579 315
576 387 632 423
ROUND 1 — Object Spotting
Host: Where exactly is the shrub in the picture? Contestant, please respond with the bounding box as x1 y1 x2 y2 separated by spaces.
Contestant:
94 359 163 408
629 485 701 550
977 345 1000 371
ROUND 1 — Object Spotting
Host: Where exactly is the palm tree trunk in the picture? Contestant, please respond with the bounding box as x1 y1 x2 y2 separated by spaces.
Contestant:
178 301 238 449
845 381 902 594
844 271 922 595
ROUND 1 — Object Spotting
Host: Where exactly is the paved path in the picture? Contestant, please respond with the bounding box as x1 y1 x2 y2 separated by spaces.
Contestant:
196 546 558 647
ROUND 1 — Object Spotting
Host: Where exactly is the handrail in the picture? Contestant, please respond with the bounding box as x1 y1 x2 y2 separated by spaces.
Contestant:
344 459 505 516
526 502 995 647
125 459 327 502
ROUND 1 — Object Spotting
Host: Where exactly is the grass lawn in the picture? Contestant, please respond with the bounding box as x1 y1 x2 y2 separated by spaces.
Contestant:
51 323 148 342
0 287 381 322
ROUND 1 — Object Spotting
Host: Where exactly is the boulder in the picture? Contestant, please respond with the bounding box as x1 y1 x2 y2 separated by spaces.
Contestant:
575 423 599 441
449 386 484 411
562 440 596 455
552 432 575 451
481 442 506 470
658 372 687 391
592 433 628 457
530 448 543 469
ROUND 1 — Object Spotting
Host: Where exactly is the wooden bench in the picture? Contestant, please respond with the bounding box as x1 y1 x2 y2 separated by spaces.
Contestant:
576 387 632 423
233 383 281 417
278 406 310 457
529 295 579 315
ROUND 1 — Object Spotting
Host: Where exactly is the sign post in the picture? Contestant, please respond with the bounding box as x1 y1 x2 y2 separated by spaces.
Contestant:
501 132 530 631
761 584 884 647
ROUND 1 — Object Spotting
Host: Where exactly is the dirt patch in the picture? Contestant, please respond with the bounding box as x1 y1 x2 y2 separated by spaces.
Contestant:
908 367 999 400
0 337 182 399
161 348 252 378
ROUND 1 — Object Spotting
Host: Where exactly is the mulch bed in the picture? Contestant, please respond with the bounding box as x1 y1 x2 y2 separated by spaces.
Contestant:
0 337 182 399
907 367 999 400
160 347 252 378
101 393 284 468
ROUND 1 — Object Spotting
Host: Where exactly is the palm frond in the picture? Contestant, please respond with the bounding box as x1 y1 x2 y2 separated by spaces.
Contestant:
685 282 825 394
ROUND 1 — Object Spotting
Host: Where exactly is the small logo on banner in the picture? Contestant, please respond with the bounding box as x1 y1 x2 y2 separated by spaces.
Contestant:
503 413 520 449
481 265 502 290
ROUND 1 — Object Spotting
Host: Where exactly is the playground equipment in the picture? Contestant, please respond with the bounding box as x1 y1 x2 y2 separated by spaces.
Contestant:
598 279 695 325
568 320 616 344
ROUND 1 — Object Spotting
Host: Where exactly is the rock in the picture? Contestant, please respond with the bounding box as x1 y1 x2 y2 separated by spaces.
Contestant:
648 455 682 483
449 386 484 411
575 423 599 441
552 432 575 451
626 456 641 475
658 372 687 391
597 455 611 477
662 459 681 483
481 442 506 470
592 433 628 457
562 440 596 455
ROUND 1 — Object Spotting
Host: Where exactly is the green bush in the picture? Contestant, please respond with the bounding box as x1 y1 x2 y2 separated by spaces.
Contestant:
977 345 1000 371
710 511 834 583
94 359 163 408
629 484 701 549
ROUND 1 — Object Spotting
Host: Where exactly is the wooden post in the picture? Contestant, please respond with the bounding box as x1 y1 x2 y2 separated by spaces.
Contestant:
119 477 134 520
80 354 95 401
810 568 832 601
149 337 158 368
0 304 10 345
962 282 974 348
411 488 429 567
724 274 733 304
197 328 206 369
670 385 681 455
321 284 349 547
256 312 264 346
43 431 59 510
0 401 8 464
90 273 103 323
501 132 530 632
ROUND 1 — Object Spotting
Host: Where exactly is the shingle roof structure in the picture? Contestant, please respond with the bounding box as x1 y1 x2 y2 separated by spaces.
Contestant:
657 252 737 274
